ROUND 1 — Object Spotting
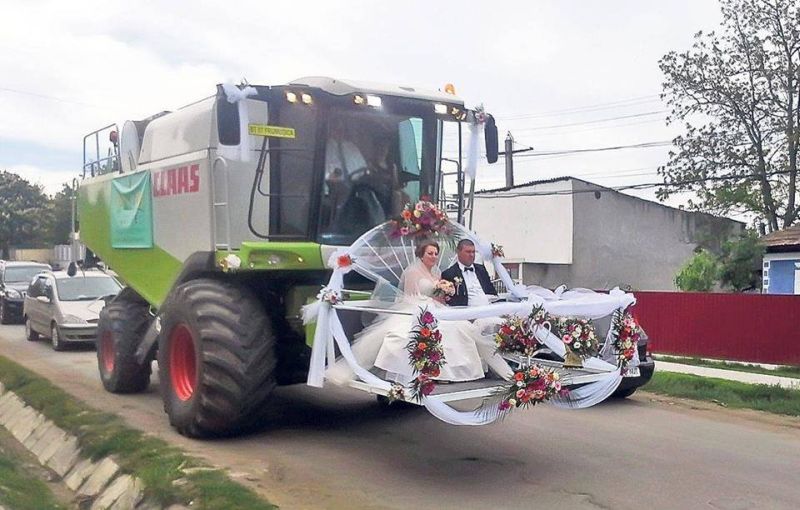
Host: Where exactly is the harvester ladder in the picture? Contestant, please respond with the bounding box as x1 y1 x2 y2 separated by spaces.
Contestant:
212 157 232 251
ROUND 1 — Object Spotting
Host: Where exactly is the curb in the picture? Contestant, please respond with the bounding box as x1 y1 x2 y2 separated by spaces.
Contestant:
0 381 163 510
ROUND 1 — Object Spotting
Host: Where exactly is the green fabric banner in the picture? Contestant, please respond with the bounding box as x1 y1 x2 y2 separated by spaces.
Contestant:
110 172 153 248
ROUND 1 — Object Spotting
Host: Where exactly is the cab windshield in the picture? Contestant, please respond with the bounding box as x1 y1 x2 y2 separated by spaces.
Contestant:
55 276 122 301
318 108 434 245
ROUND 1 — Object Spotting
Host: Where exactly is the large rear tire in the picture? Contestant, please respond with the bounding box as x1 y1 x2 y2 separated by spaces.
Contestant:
157 279 276 438
96 289 153 393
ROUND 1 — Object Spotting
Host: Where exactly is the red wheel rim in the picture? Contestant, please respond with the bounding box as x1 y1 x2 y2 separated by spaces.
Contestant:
169 324 197 401
101 331 115 373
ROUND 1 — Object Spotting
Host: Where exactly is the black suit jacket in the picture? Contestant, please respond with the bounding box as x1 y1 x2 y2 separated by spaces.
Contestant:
441 263 496 306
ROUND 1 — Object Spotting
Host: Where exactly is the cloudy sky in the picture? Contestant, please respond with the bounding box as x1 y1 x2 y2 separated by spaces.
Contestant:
0 0 723 212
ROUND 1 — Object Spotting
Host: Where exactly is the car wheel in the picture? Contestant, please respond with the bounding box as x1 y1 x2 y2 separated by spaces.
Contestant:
25 317 39 341
51 323 64 351
612 387 637 399
0 299 10 325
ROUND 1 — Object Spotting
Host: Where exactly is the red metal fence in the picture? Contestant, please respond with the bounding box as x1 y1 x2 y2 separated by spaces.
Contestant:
631 291 800 365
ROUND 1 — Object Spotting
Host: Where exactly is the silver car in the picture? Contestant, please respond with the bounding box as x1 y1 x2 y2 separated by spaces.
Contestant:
23 270 122 350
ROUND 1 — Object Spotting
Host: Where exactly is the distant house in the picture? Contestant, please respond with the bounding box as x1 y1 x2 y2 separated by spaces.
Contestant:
760 225 800 295
471 176 744 291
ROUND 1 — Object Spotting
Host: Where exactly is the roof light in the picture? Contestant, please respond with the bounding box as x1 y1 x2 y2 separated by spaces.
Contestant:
353 94 365 105
366 95 382 107
301 93 313 105
434 103 448 114
444 83 456 95
285 91 298 103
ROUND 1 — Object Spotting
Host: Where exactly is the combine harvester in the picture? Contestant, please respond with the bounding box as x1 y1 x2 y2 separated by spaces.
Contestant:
78 77 654 437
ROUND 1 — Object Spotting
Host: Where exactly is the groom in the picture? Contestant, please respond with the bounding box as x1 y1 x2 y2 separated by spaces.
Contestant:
442 239 497 307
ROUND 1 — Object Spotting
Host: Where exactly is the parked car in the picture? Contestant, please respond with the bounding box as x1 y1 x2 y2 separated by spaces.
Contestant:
23 270 122 350
0 261 52 324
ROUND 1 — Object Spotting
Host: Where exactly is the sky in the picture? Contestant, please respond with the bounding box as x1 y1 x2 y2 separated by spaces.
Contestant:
0 0 725 215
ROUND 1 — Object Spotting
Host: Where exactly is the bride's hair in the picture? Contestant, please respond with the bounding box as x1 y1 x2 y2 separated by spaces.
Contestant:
414 239 440 259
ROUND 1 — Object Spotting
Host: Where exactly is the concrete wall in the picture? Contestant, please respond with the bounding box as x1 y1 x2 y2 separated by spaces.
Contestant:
471 179 573 263
8 248 52 264
566 179 743 290
479 178 743 291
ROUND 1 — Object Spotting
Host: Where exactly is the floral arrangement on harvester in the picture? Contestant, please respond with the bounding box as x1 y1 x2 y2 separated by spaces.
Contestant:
391 199 450 237
406 308 446 401
553 316 598 367
497 364 563 411
494 315 541 357
611 308 641 372
432 279 456 300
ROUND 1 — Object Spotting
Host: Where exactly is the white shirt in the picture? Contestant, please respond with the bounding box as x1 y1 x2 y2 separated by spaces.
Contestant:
325 139 367 178
459 262 490 306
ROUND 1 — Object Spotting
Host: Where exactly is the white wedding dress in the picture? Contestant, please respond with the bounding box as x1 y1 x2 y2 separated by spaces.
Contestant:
327 260 486 385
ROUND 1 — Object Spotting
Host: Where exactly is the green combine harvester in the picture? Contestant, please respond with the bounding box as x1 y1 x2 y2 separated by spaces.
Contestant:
78 77 500 437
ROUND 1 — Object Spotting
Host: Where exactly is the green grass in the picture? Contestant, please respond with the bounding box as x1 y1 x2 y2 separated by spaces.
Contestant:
656 355 800 379
0 433 66 510
0 355 277 510
643 371 800 417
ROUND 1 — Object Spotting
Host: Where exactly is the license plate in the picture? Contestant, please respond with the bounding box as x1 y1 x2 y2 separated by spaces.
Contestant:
624 366 641 378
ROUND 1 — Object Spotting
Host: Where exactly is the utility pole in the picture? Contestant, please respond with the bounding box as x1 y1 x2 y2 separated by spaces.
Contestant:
504 132 514 187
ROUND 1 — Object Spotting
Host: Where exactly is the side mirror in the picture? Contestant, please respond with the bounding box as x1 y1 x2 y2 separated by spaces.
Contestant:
484 114 498 164
67 261 77 277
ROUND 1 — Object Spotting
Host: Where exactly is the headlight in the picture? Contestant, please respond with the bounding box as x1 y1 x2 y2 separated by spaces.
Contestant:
62 314 88 325
6 289 21 298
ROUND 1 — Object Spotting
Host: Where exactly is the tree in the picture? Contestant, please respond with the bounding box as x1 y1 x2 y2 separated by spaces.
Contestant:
718 230 765 290
675 249 719 291
658 0 800 232
0 170 53 258
45 183 77 245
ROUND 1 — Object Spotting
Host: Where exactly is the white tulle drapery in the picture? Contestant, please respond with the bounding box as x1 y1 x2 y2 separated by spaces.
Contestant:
304 219 639 424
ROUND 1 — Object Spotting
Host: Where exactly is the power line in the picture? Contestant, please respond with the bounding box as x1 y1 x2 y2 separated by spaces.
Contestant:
496 94 661 120
510 110 666 132
0 86 103 108
513 140 672 157
474 170 793 198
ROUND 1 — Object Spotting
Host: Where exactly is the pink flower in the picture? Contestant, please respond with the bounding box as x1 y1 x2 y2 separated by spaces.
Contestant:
399 227 410 236
421 311 434 324
499 401 511 411
562 334 573 344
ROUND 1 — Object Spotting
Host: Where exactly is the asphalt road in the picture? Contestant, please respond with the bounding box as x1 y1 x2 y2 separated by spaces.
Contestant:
1 323 799 510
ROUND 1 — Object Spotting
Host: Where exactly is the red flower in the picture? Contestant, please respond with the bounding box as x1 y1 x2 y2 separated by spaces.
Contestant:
337 254 352 268
431 367 441 378
417 342 428 351
402 209 413 220
420 327 431 338
513 372 525 381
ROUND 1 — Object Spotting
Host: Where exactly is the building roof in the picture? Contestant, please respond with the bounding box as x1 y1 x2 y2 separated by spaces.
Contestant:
760 224 800 249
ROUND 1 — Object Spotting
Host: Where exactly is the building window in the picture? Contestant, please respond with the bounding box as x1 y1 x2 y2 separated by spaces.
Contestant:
763 260 770 268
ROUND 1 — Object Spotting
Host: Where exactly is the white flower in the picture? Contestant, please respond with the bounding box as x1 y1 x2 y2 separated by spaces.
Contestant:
573 342 582 349
508 398 517 406
574 326 582 336
516 381 524 387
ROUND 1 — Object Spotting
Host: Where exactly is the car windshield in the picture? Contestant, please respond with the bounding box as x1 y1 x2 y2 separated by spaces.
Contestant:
55 276 122 301
4 266 46 283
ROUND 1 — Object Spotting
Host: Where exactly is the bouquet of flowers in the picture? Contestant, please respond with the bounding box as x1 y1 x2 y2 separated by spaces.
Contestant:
406 308 446 401
391 199 450 237
317 287 341 306
494 315 541 357
553 316 598 367
611 309 641 371
432 279 456 300
498 364 563 411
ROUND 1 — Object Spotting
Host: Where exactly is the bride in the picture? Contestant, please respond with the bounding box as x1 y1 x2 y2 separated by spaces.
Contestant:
327 239 486 385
